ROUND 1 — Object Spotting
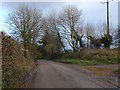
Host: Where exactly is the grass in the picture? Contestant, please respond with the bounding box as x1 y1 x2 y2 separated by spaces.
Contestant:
112 67 120 75
16 60 35 87
118 68 120 73
56 48 119 65
2 58 35 88
82 66 110 76
57 59 94 65
57 59 118 65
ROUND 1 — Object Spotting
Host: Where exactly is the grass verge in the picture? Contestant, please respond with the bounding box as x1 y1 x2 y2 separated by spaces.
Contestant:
56 48 119 65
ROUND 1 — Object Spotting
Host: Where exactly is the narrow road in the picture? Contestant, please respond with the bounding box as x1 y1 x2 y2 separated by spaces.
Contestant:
30 60 117 88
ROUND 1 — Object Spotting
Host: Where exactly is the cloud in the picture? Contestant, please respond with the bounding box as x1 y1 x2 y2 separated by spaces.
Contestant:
0 1 118 34
0 0 119 2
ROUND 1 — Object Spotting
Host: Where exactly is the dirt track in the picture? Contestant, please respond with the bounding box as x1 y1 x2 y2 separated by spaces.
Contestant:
28 60 118 88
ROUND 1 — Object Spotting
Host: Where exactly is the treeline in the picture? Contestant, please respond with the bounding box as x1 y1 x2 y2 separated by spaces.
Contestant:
6 5 118 60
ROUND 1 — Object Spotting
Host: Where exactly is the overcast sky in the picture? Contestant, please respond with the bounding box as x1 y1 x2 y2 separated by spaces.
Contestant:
0 0 119 34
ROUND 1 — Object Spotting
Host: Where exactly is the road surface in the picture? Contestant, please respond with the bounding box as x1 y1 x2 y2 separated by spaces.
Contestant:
28 60 117 88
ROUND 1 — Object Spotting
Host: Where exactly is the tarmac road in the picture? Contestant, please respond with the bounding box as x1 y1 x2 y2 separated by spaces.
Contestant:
30 60 117 88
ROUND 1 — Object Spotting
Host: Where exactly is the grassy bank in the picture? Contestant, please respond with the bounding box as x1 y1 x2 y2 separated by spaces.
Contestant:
2 34 35 88
56 48 119 65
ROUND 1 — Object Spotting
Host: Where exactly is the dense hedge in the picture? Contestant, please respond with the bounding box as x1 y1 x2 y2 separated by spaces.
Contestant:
2 33 35 88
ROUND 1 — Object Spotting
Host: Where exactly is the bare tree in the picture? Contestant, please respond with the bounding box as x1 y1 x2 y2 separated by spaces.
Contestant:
58 6 83 51
85 22 95 48
6 5 43 58
47 12 67 52
96 22 107 38
40 12 63 59
96 22 113 48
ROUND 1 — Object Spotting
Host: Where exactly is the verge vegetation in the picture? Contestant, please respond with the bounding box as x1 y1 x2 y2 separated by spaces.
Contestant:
56 49 119 65
2 33 35 88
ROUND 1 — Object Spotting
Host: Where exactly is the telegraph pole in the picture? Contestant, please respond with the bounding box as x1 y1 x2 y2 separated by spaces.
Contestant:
107 0 109 35
101 0 113 35
100 0 114 48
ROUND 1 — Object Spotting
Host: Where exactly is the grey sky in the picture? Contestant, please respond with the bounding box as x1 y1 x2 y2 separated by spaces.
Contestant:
0 1 118 34
119 1 120 27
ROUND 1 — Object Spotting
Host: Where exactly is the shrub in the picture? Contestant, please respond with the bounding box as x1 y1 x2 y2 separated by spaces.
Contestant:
2 33 35 88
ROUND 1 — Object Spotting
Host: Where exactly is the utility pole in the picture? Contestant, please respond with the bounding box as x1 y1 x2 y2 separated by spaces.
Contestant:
101 0 113 35
107 0 109 35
